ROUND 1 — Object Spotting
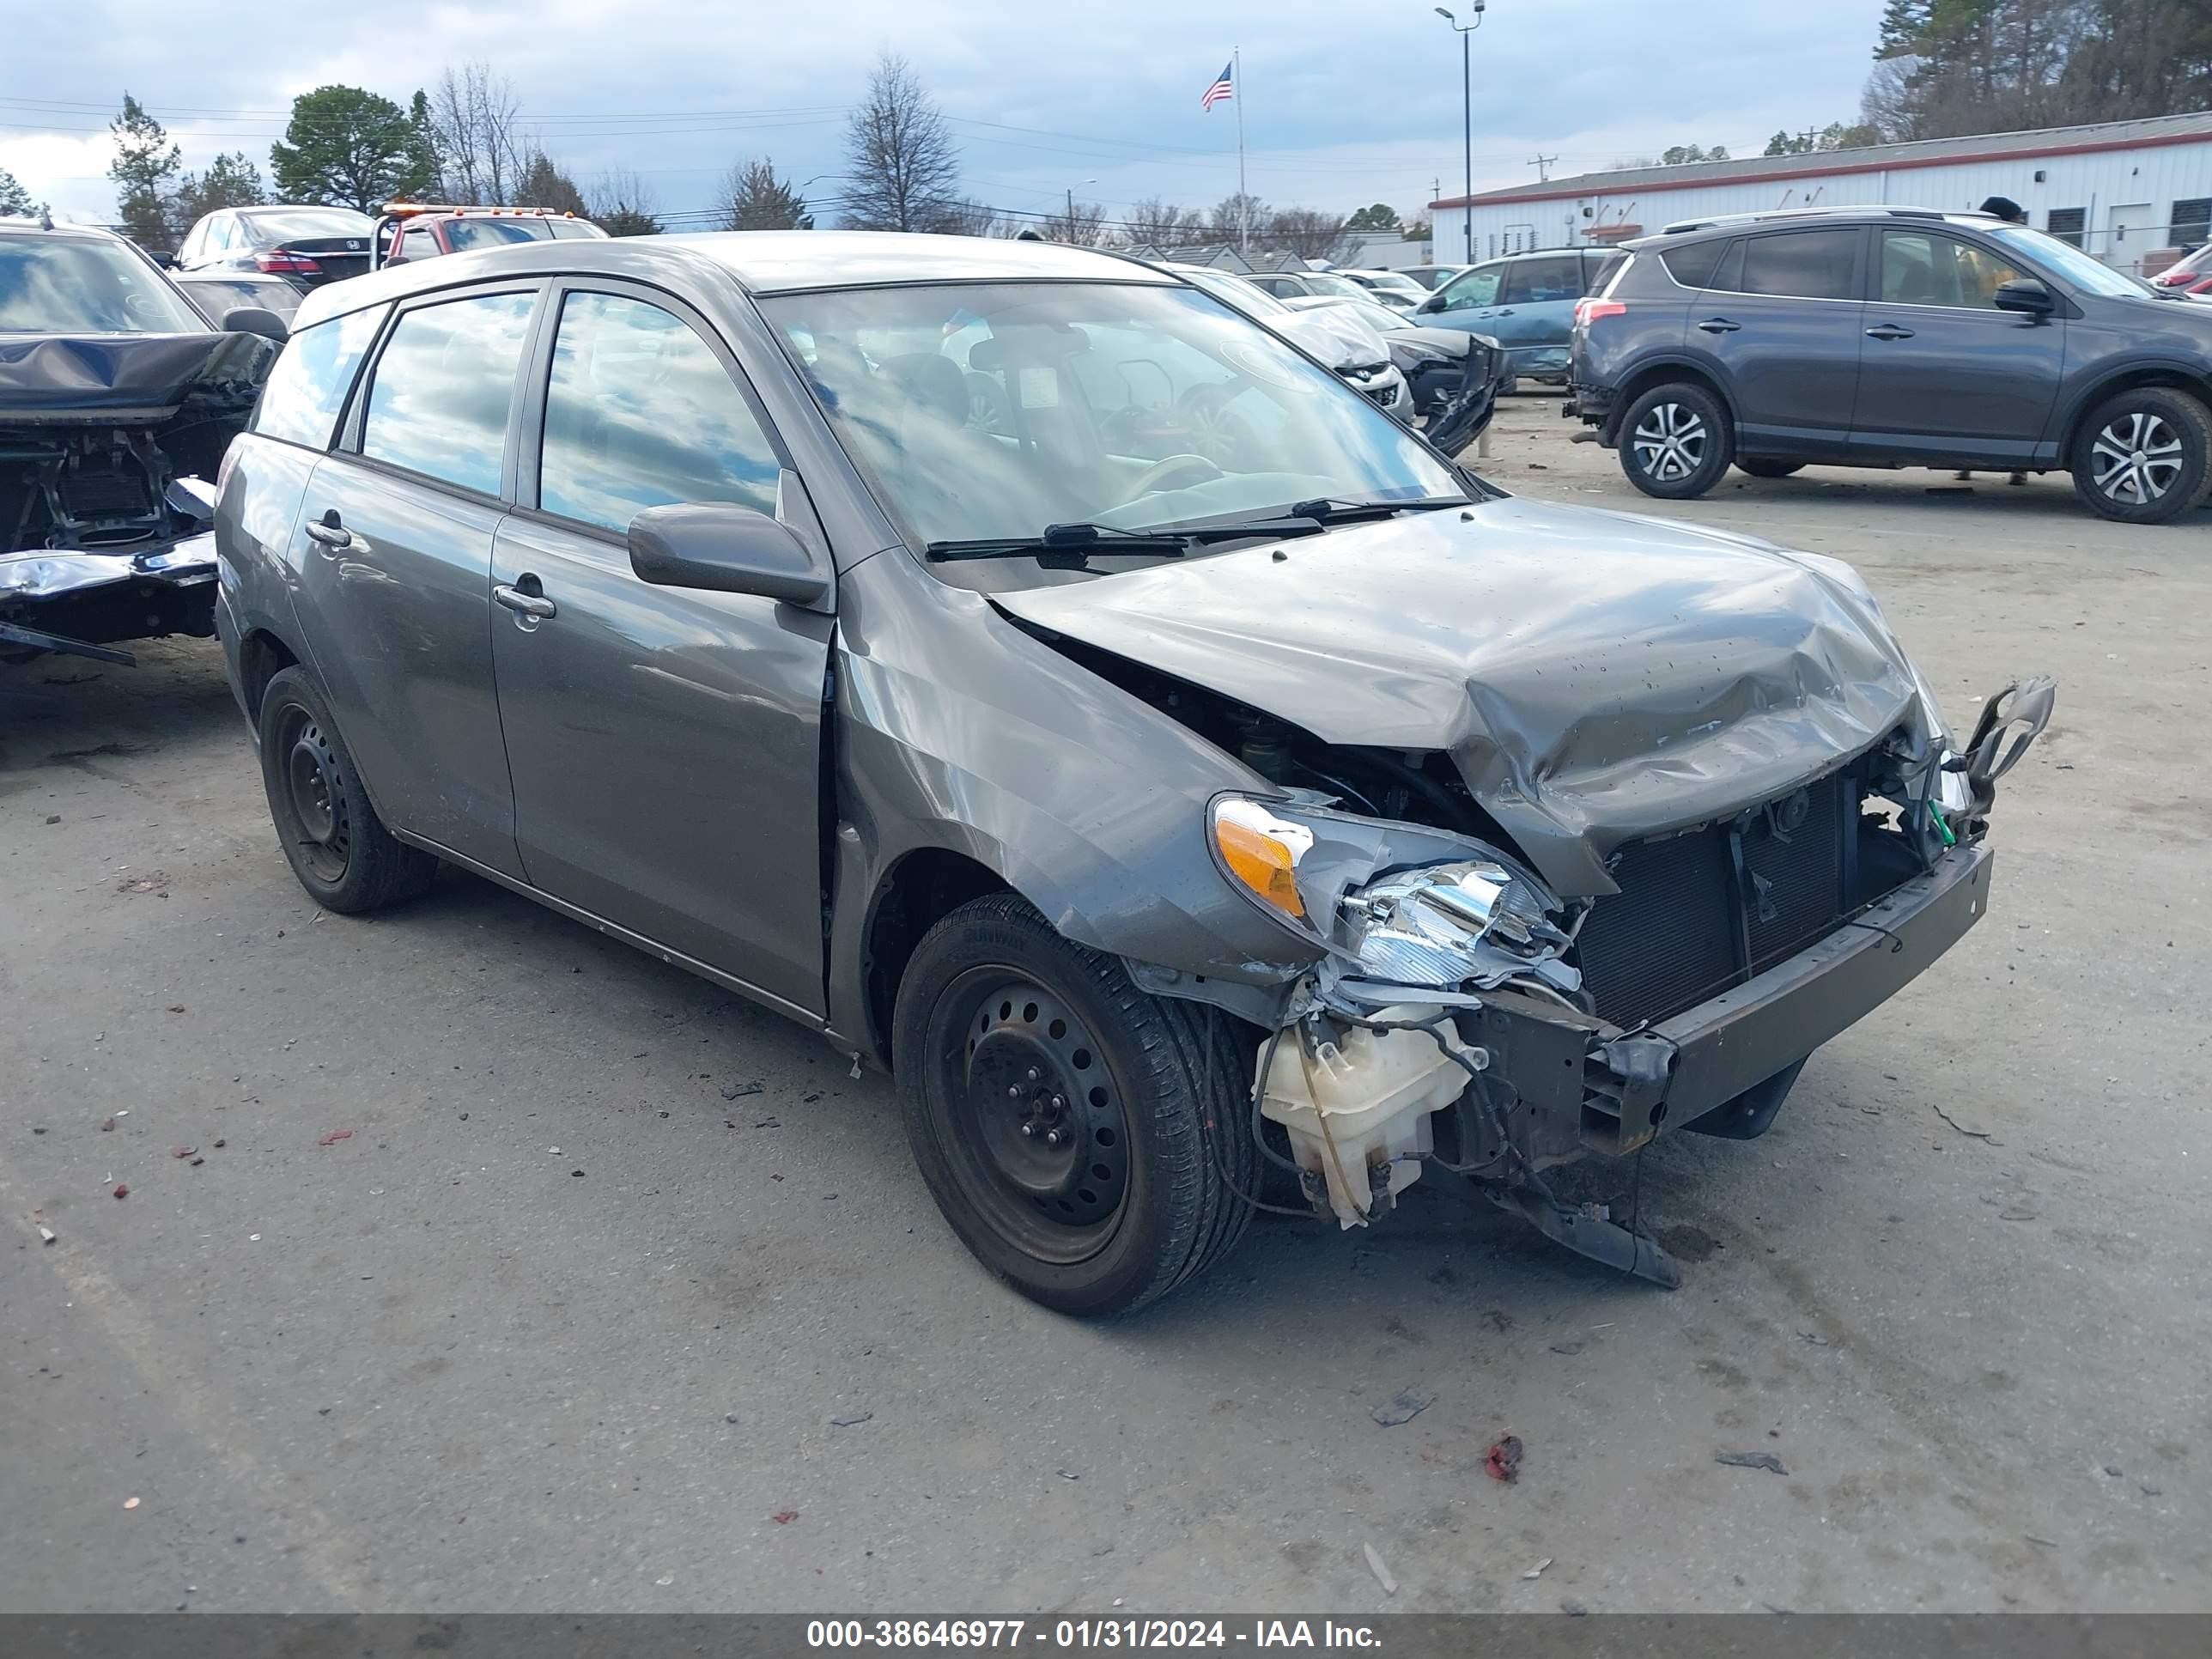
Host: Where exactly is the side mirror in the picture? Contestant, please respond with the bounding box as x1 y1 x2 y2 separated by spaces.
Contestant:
1416 292 1446 314
629 501 830 608
1991 277 2055 317
222 307 289 343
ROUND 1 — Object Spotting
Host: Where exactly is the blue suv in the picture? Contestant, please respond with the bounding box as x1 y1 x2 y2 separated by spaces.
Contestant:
1413 247 1622 385
1567 207 2212 524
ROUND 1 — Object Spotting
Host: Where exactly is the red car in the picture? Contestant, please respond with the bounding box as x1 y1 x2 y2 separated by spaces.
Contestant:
2148 243 2212 296
374 204 610 267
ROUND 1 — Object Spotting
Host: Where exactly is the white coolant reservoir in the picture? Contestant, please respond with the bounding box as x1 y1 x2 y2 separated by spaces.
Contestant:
1259 1006 1480 1229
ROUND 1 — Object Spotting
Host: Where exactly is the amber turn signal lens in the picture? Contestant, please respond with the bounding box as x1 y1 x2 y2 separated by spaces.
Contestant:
1214 816 1306 919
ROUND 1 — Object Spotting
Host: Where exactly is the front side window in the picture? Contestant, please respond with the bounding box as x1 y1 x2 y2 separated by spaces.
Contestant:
1439 265 1501 307
1502 255 1582 305
1737 229 1860 301
759 280 1463 579
1987 223 2150 298
357 289 536 495
252 303 389 448
1880 231 2027 308
538 290 781 533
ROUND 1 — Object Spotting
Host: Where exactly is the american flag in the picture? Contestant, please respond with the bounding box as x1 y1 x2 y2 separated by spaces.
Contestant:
1200 60 1234 111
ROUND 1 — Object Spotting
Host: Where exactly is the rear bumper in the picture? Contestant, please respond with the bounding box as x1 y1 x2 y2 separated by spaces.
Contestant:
1563 383 1613 426
1461 842 1993 1163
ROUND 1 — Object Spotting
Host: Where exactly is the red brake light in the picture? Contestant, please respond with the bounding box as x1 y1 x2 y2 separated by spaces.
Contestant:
255 250 321 275
1574 298 1626 327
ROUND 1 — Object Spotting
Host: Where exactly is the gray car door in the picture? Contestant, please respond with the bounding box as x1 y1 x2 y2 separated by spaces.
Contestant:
488 279 833 1020
1849 228 2067 467
1686 227 1868 457
290 282 541 879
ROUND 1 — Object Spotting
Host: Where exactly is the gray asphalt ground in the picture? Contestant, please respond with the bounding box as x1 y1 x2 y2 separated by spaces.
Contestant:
3 398 2208 1614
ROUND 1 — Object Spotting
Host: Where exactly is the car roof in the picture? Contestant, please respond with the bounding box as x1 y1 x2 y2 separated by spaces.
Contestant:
0 218 128 244
289 230 1177 331
1633 205 2002 246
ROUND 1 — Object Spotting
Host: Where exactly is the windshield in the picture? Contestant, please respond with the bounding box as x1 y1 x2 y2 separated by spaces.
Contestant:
1357 271 1424 295
1301 271 1371 300
1178 266 1287 317
0 236 208 335
1339 298 1411 335
243 208 374 244
760 281 1462 569
1985 225 2153 298
444 217 557 250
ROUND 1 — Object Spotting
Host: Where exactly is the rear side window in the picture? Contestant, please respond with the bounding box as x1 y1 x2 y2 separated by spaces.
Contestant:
358 289 537 495
1583 252 1624 293
1737 229 1860 301
250 302 389 450
537 290 781 534
1659 239 1729 289
1501 255 1583 304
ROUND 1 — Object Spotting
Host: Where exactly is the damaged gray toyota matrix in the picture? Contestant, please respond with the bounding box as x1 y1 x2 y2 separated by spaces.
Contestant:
216 232 2054 1313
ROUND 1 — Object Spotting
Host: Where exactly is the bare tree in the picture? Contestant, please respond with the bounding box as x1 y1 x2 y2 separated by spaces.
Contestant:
840 52 962 232
1208 192 1269 246
1123 197 1206 246
1042 199 1107 246
1266 206 1354 264
935 198 1004 237
718 158 812 229
428 63 525 204
588 168 660 236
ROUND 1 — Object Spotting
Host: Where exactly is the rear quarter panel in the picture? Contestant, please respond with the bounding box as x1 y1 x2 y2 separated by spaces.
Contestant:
214 433 323 702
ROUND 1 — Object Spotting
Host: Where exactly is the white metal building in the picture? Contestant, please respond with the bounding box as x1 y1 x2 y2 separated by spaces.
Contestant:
1430 112 2212 275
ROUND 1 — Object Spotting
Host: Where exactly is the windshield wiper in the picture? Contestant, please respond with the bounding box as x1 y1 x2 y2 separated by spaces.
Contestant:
1286 495 1471 522
926 516 1328 566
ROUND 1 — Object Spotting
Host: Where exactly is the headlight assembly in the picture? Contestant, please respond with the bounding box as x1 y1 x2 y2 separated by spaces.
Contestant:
1208 795 1579 998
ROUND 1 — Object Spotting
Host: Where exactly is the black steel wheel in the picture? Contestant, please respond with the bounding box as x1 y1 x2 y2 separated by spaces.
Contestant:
255 665 437 914
894 894 1256 1316
931 973 1132 1260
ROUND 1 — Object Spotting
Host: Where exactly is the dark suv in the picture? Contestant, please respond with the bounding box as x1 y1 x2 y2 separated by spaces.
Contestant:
1567 207 2212 523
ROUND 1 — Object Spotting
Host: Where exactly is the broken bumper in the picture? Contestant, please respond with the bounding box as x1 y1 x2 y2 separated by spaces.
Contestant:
1466 841 1994 1164
0 533 218 665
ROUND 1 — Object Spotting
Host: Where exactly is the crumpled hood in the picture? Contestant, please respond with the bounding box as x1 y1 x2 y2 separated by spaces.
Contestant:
1267 307 1389 370
994 495 1931 896
0 331 270 418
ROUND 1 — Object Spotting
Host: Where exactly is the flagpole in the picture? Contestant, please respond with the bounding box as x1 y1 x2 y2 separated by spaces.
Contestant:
1234 47 1248 257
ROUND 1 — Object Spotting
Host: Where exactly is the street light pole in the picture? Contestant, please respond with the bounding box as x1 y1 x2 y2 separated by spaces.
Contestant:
1435 3 1486 264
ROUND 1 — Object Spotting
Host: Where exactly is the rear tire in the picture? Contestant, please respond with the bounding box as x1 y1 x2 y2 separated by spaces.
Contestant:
893 894 1256 1316
1619 381 1733 500
2069 386 2211 524
1735 457 1804 479
256 666 437 914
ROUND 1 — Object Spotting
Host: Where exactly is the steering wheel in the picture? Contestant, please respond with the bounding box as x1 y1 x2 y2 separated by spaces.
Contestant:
1122 453 1225 500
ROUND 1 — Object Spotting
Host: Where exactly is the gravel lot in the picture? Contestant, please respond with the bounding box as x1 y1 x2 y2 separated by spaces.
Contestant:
3 396 2208 1615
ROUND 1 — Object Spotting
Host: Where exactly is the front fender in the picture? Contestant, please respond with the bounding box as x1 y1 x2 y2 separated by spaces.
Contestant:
822 550 1322 1049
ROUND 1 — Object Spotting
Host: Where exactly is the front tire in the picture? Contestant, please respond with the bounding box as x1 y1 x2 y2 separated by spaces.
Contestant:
256 666 437 913
2069 386 2211 524
1619 381 1733 500
893 894 1256 1316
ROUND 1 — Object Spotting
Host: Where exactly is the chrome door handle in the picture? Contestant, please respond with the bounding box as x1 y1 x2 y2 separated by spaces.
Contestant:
1865 324 1916 340
1697 318 1741 333
303 511 349 548
494 584 556 620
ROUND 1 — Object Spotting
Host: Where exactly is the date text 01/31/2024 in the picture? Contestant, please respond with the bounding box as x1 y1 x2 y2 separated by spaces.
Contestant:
806 1620 1384 1650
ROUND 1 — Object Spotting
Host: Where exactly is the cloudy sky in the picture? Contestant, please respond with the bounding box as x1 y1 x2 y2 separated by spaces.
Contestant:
6 0 1891 230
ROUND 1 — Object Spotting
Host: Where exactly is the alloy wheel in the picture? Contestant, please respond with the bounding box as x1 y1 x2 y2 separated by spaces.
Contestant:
2090 410 2185 507
1632 401 1709 483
